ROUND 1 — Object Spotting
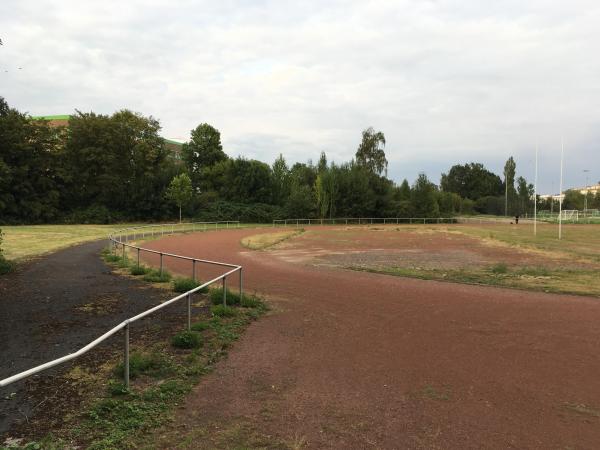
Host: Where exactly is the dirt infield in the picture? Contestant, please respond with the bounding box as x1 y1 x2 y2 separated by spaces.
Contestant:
141 226 600 449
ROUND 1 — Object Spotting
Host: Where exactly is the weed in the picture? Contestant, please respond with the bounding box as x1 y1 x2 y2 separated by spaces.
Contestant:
211 304 237 318
172 277 206 293
171 330 202 349
490 263 508 274
114 352 170 379
190 321 210 332
143 269 172 283
209 288 263 308
130 265 149 276
108 381 130 396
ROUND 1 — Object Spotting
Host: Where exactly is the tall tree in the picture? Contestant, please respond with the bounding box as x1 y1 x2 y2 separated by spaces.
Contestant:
503 156 517 215
182 123 227 186
272 154 290 205
411 173 439 217
166 173 193 222
355 127 388 176
440 163 503 200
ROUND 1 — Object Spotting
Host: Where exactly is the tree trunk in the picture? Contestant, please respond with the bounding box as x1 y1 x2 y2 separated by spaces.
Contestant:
179 205 182 223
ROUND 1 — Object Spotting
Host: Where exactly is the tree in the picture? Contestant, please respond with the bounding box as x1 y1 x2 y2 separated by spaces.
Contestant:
503 156 517 215
355 127 388 175
166 173 193 222
272 154 290 205
182 123 227 186
516 176 534 215
411 173 439 217
440 163 503 200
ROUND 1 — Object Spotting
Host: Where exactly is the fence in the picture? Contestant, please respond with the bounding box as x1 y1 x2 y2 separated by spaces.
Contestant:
272 217 517 227
0 221 243 389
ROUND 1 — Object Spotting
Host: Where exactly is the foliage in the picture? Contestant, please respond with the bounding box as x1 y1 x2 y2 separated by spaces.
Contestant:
182 123 227 187
114 352 170 379
411 173 439 217
440 162 503 200
355 127 388 175
130 265 149 276
171 330 202 349
165 173 193 222
0 228 14 274
143 269 172 283
172 277 204 293
211 304 237 317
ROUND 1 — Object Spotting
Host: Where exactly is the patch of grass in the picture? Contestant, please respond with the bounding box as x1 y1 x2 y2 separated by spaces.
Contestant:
171 330 203 349
420 385 451 401
190 321 210 332
104 253 121 263
209 288 264 309
564 403 600 418
114 352 171 379
490 262 508 274
130 265 150 276
142 269 172 283
241 229 304 250
0 224 143 261
172 277 206 293
517 266 551 277
211 304 237 318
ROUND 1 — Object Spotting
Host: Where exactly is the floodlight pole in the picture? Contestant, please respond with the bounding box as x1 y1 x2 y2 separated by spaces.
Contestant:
558 138 564 240
534 142 538 236
583 170 590 215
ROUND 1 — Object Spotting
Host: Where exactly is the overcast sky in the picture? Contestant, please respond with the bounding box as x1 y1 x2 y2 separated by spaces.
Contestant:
2 0 599 193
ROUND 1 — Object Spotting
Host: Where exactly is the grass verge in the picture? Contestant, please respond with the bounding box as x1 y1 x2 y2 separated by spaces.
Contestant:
241 229 304 250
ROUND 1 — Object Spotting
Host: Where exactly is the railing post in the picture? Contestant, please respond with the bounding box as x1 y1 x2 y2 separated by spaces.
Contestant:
192 260 196 281
187 293 191 331
222 277 227 306
122 244 126 260
124 322 130 388
137 248 140 267
159 253 163 275
239 267 243 301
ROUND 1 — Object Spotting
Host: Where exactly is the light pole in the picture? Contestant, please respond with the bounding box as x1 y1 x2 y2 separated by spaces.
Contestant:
583 169 590 215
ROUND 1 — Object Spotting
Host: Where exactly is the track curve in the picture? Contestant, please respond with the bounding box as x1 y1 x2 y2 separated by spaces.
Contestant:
142 227 600 449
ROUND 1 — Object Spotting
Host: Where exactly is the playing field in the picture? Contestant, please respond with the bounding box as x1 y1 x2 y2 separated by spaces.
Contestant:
135 223 600 448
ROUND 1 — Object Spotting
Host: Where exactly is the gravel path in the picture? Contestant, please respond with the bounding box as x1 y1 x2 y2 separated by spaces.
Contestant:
0 241 168 435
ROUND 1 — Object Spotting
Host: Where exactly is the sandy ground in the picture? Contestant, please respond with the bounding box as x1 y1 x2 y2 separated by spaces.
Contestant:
141 226 600 449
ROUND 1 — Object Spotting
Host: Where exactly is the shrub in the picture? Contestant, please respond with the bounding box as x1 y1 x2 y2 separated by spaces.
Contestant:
143 269 172 283
0 229 14 275
130 265 149 276
210 304 237 318
171 330 202 349
104 254 121 263
172 277 205 293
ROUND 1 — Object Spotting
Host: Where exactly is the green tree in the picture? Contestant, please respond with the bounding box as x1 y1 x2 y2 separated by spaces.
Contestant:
398 179 411 201
182 123 227 187
503 156 517 215
355 127 388 175
563 189 584 211
166 173 193 222
440 163 502 200
272 154 290 205
411 173 439 217
516 176 534 215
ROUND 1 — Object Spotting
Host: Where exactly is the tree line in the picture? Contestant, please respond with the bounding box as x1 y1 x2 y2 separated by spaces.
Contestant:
1 97 597 225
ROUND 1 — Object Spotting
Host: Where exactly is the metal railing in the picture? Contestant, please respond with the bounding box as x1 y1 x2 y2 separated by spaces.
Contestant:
272 216 522 227
0 221 243 389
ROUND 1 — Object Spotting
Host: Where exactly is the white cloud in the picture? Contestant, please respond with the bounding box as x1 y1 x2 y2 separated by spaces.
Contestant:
1 0 599 192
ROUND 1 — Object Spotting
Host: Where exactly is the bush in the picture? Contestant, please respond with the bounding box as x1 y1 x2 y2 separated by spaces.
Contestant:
64 204 124 224
171 330 202 349
143 269 172 283
172 277 206 293
210 304 237 318
0 229 14 275
104 253 121 263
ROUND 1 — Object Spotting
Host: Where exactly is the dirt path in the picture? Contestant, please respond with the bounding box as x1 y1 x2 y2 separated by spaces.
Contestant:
0 241 170 436
142 228 600 449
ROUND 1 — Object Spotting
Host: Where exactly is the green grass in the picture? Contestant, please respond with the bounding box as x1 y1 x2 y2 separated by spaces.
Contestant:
142 269 172 283
114 352 172 379
171 331 203 349
190 321 210 332
209 287 263 308
211 304 237 317
0 224 143 261
172 277 207 293
130 265 150 276
490 262 508 274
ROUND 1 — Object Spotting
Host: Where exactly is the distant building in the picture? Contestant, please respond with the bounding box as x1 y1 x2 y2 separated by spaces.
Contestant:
31 114 185 160
539 184 599 202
